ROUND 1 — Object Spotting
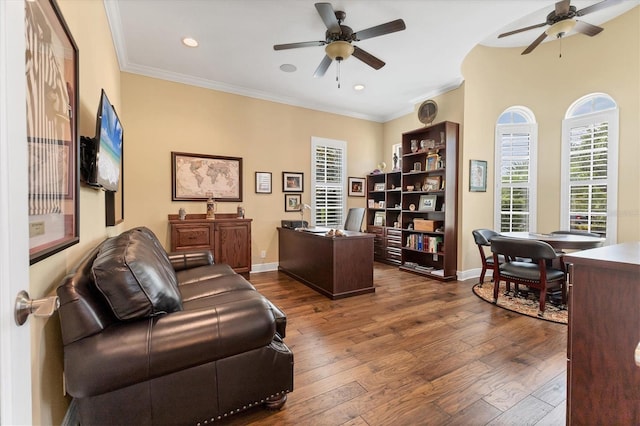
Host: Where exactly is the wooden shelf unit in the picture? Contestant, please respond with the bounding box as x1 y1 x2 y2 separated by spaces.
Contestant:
366 171 402 266
400 121 458 281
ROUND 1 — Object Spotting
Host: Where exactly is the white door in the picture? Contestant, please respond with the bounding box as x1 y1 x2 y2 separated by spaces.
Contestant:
0 1 33 424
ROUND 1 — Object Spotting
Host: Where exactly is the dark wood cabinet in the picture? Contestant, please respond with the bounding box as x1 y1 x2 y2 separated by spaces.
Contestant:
565 242 640 425
168 213 252 275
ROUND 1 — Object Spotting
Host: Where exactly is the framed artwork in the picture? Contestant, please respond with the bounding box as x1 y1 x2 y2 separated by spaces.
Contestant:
284 194 302 212
424 176 442 192
26 0 80 264
171 152 243 202
283 171 303 192
374 182 385 192
426 153 440 171
418 194 437 211
255 171 272 194
470 159 487 192
348 177 365 197
374 211 386 226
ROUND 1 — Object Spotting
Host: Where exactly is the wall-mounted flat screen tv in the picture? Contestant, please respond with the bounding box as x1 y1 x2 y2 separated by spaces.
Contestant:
94 89 123 191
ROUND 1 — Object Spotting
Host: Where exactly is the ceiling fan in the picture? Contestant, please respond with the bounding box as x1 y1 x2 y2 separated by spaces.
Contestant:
498 0 621 55
273 2 406 80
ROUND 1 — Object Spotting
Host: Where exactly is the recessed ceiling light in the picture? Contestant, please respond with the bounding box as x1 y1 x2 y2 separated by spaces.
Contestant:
182 37 199 48
353 84 365 91
280 64 297 73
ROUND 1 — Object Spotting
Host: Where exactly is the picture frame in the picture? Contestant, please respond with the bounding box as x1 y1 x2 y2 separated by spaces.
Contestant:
255 171 272 194
368 199 375 208
284 194 302 212
426 153 440 171
26 0 80 264
283 171 303 192
374 182 385 192
424 176 442 192
378 201 385 209
418 194 437 211
470 159 488 192
172 152 243 201
374 211 386 226
413 162 422 172
348 177 365 197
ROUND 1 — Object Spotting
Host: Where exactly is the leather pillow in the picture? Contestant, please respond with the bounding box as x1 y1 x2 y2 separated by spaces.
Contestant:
92 228 182 320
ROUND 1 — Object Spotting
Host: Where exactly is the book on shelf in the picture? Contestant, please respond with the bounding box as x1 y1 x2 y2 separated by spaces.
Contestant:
405 234 443 252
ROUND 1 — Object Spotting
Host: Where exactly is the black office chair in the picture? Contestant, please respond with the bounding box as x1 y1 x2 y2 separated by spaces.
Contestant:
490 236 567 317
472 229 500 285
344 208 365 232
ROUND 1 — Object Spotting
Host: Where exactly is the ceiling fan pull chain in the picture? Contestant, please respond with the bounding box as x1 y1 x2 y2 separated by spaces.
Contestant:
336 60 341 88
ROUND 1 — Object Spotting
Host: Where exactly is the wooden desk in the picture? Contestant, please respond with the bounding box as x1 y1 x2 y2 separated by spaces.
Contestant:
500 232 604 251
278 227 375 299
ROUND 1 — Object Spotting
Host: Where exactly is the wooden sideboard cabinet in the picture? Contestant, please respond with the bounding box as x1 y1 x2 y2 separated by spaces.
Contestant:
565 242 640 425
168 213 252 276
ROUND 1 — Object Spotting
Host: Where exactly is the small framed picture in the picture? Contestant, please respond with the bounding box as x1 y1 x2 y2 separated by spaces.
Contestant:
255 171 272 194
348 177 365 197
469 159 487 192
424 176 442 192
426 154 440 171
374 211 385 226
284 193 302 211
413 162 422 172
374 182 385 192
418 194 437 211
378 201 385 209
283 171 303 192
368 199 375 208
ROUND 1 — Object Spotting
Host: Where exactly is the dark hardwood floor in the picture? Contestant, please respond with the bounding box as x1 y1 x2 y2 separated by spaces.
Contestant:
222 263 567 425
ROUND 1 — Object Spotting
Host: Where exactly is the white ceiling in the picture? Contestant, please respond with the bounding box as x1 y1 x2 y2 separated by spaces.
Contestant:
104 0 638 122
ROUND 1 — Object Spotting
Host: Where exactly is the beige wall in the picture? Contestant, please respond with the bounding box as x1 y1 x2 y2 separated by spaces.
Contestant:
28 0 123 424
459 7 640 274
120 73 383 264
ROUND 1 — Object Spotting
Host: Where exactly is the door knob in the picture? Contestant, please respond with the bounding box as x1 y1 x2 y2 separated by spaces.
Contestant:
636 341 640 367
14 290 59 326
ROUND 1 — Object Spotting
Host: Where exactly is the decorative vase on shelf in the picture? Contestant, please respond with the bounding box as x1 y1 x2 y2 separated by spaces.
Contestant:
410 139 418 153
206 192 215 219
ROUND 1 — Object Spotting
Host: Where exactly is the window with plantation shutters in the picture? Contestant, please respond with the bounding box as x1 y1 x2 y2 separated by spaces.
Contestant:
561 94 618 243
311 137 347 228
494 107 537 232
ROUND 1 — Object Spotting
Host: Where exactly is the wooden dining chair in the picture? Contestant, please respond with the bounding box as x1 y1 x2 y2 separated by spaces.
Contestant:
490 236 567 317
472 229 500 285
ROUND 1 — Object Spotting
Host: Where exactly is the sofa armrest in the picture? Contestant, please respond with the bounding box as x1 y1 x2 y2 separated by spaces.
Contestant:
167 250 214 271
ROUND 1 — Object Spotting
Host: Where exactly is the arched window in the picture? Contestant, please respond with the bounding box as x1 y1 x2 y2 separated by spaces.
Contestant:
561 93 618 243
494 106 537 232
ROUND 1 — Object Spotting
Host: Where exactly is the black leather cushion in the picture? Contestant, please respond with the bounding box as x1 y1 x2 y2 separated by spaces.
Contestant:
92 228 182 320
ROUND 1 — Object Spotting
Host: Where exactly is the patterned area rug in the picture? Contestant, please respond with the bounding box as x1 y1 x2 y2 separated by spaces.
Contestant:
473 281 568 325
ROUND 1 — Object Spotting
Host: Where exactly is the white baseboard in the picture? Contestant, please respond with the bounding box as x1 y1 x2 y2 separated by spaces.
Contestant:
250 262 279 273
457 267 493 283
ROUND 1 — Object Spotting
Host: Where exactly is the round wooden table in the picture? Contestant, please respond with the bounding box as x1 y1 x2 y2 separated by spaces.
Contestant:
500 232 605 251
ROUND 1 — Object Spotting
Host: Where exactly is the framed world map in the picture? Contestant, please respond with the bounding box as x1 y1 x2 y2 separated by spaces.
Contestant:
171 151 243 202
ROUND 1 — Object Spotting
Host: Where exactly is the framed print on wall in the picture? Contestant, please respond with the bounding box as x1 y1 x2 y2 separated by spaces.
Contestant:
255 171 272 194
171 152 243 202
469 159 487 192
282 172 303 192
284 194 302 212
348 177 365 197
26 0 80 264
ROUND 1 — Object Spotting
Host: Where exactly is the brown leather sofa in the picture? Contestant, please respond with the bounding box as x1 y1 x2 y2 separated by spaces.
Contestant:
56 227 293 425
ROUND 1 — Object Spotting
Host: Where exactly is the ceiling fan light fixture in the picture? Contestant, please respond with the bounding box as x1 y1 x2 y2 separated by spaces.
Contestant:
546 19 576 38
325 41 354 61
